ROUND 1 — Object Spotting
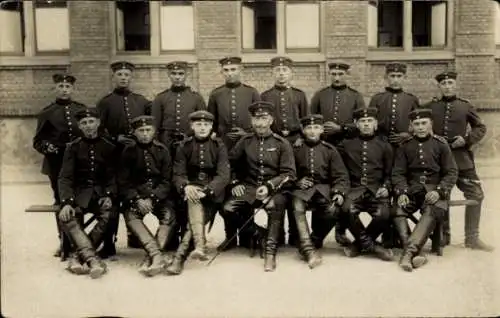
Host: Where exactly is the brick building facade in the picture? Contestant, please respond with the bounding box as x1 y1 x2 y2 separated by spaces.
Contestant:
1 0 499 175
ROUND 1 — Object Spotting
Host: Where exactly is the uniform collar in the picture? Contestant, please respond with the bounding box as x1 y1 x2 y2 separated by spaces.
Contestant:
225 81 242 89
304 138 322 147
385 86 403 94
255 130 273 139
331 84 347 90
359 134 376 141
194 135 210 143
137 141 153 149
170 85 187 93
274 84 290 91
113 87 131 96
55 98 72 106
414 134 432 142
441 95 457 102
82 134 100 143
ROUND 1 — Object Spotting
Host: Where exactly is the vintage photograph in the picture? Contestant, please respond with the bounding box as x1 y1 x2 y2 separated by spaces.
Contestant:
0 0 499 317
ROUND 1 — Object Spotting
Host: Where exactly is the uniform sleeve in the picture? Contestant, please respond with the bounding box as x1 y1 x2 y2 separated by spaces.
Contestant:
96 98 112 140
252 87 261 102
195 92 207 110
143 97 152 116
382 142 394 191
437 142 458 199
103 145 117 197
228 137 247 184
172 145 189 195
58 144 75 206
298 91 309 117
151 95 166 144
391 146 409 196
207 92 219 135
117 147 139 201
465 105 487 146
369 95 385 134
151 147 172 201
267 140 297 190
355 92 366 110
310 91 320 114
32 112 51 154
329 147 350 196
206 143 231 197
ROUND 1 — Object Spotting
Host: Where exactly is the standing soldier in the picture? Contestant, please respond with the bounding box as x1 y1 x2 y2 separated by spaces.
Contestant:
425 71 493 251
118 116 176 277
310 61 365 247
208 56 261 248
393 109 458 271
167 110 230 275
261 56 309 246
58 108 115 279
368 62 420 248
96 61 152 257
33 73 87 258
222 101 296 271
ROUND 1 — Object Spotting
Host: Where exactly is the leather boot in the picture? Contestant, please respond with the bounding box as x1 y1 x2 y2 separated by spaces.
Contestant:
393 215 410 248
348 213 393 261
127 219 166 276
365 214 389 243
286 207 298 247
88 210 112 251
264 209 283 272
311 213 337 249
399 250 414 272
99 213 119 259
166 229 192 275
217 214 238 251
441 208 451 246
156 224 175 265
87 257 107 279
187 203 208 261
335 221 350 247
464 203 494 252
66 253 89 275
293 208 322 269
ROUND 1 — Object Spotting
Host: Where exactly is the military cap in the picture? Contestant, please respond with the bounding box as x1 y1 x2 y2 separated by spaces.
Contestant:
130 115 155 130
409 108 433 121
271 56 293 68
386 62 407 74
353 107 378 120
75 108 99 121
300 114 324 127
435 71 457 83
189 110 214 122
328 61 350 71
219 56 242 66
248 101 275 117
110 61 135 72
167 61 188 71
52 73 76 84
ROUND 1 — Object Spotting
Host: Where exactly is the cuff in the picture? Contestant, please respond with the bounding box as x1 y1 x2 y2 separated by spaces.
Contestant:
61 197 75 207
203 186 215 197
331 189 345 197
231 179 240 186
129 195 141 205
149 193 160 204
395 188 408 196
436 186 448 199
265 181 275 192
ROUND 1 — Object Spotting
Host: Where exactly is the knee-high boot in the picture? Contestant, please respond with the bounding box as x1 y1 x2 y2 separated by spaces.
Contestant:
464 202 494 251
165 229 193 275
127 219 166 276
264 209 284 272
293 209 321 269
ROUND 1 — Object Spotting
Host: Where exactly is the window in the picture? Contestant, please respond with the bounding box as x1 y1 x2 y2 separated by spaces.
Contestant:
0 0 24 53
34 0 69 52
412 1 447 47
160 1 195 51
495 1 500 45
241 0 320 53
115 0 151 51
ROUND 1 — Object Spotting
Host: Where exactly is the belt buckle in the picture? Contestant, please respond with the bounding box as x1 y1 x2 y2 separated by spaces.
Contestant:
360 177 368 185
198 172 207 181
419 176 427 184
282 130 290 137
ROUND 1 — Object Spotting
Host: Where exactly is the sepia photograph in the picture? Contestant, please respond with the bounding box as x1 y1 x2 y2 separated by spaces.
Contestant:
0 0 499 317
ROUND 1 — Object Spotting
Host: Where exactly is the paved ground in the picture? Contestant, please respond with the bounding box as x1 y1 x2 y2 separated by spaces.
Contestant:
1 180 500 318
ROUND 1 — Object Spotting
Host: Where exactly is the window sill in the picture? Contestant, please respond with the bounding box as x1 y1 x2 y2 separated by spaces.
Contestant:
112 53 197 65
241 52 325 64
0 55 70 67
366 50 454 61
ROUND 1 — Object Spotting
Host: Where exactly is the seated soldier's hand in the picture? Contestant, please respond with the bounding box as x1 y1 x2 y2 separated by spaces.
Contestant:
375 187 389 198
256 185 269 201
143 198 153 212
136 198 151 215
59 204 75 222
231 184 246 197
331 194 344 207
298 177 314 190
397 194 410 208
424 190 440 205
450 135 466 149
184 185 202 203
98 197 113 210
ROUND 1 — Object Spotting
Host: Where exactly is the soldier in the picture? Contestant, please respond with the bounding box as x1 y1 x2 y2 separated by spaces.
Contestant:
261 56 309 246
58 108 114 279
291 114 349 268
33 73 87 258
425 71 493 251
338 108 394 261
392 109 458 271
310 61 365 247
118 115 176 277
207 56 261 248
96 61 152 256
166 110 230 275
222 101 296 271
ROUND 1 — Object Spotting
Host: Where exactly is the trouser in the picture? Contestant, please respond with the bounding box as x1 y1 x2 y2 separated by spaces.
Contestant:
308 194 339 247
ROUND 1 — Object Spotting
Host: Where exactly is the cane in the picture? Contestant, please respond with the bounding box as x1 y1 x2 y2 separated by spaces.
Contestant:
206 176 291 266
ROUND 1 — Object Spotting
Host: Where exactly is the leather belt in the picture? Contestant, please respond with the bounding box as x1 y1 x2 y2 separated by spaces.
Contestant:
198 172 207 181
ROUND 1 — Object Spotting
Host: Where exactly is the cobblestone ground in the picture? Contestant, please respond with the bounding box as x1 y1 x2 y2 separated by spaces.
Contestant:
1 179 499 318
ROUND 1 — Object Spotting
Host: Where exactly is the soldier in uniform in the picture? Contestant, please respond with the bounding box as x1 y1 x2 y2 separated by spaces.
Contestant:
118 115 176 277
96 61 152 256
310 61 365 247
291 114 349 268
338 108 394 261
207 56 261 248
222 101 296 271
392 109 458 271
368 62 420 248
166 110 230 275
58 108 114 279
425 71 493 251
261 56 309 246
33 73 87 258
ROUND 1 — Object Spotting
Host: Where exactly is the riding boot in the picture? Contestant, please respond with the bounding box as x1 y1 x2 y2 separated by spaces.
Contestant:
365 215 389 243
294 208 321 269
66 253 89 275
87 211 112 251
441 208 451 246
217 213 238 251
393 215 410 248
348 213 393 261
155 224 175 265
99 212 119 259
264 209 284 272
464 202 494 252
127 219 166 276
187 203 208 261
334 221 350 247
165 229 193 275
286 206 298 246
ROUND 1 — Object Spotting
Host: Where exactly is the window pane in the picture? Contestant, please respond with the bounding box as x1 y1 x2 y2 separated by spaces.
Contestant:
377 1 403 47
0 0 24 53
412 1 447 47
242 0 277 50
367 1 378 47
285 1 319 49
34 0 69 51
161 1 195 51
116 0 150 51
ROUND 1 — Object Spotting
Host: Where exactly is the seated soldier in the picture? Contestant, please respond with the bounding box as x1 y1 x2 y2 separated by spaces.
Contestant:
392 109 458 271
118 115 176 277
222 101 296 272
338 107 394 261
166 110 230 275
58 108 114 279
291 114 349 268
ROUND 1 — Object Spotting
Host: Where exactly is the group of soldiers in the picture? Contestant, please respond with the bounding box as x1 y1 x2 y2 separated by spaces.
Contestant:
33 56 494 279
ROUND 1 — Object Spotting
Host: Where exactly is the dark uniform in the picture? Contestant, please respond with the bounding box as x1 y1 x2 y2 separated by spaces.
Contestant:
424 71 491 251
151 61 206 147
118 116 176 276
392 109 458 271
58 108 115 278
291 114 349 264
207 57 261 150
167 110 231 275
223 101 296 271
